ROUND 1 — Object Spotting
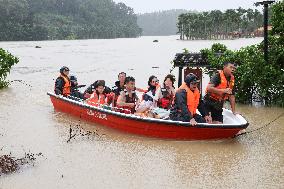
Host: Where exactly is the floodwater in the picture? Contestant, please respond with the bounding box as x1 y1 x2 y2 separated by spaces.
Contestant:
0 36 283 189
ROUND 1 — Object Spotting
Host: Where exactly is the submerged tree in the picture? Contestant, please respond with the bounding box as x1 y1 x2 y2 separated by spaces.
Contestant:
0 49 19 89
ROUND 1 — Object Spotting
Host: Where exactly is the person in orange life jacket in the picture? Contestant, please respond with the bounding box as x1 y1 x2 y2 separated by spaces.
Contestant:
169 74 212 126
136 75 160 113
54 66 71 97
116 76 139 114
204 62 236 123
87 80 107 106
84 80 111 100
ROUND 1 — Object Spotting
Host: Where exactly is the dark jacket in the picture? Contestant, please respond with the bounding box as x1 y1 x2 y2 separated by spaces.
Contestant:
169 89 208 122
70 82 85 100
112 81 124 96
54 77 65 95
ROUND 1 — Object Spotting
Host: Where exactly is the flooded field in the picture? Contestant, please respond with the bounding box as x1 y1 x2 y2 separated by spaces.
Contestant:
0 36 283 188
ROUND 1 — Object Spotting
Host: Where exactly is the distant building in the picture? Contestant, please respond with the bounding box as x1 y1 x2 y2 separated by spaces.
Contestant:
254 25 273 37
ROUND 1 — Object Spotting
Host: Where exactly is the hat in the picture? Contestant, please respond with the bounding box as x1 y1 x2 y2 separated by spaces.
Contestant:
60 66 70 74
69 75 77 82
185 73 200 85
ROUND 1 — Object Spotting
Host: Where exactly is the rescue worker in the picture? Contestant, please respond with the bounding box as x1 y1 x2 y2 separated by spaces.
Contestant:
87 80 107 106
204 62 236 123
54 66 71 97
116 76 139 114
170 73 212 126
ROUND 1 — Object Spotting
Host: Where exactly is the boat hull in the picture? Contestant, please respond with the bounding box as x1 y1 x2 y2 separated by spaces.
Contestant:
48 93 249 140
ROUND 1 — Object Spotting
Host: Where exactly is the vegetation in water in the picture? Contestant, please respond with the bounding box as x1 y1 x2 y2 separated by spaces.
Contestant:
177 7 265 40
0 49 19 89
195 1 284 106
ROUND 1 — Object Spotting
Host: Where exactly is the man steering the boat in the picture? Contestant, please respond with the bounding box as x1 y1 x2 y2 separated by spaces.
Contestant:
54 66 71 97
204 62 236 124
116 76 139 114
170 73 212 126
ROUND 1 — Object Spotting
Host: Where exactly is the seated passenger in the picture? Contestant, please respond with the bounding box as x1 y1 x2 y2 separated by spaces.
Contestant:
84 80 111 99
169 73 212 126
54 66 71 97
116 76 139 114
110 72 126 106
69 75 85 100
136 75 160 113
151 74 176 119
87 80 107 106
157 74 176 110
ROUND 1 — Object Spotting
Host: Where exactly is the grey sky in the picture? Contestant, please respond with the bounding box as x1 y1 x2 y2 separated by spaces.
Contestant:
113 0 264 13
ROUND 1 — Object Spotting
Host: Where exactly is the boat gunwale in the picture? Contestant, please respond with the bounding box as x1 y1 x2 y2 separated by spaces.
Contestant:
47 92 249 129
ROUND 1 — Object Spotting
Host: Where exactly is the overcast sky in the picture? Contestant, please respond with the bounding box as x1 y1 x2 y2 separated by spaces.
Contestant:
113 0 265 14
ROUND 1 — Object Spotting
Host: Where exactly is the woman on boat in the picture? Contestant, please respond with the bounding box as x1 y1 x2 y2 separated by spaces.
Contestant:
150 74 176 118
86 80 107 106
136 75 160 113
84 80 111 100
116 76 139 114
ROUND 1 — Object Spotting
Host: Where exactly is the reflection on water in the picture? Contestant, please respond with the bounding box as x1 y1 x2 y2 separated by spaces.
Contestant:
0 36 283 189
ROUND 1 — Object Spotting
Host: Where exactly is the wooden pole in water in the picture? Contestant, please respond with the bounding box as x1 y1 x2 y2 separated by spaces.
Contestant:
255 0 275 64
178 67 183 87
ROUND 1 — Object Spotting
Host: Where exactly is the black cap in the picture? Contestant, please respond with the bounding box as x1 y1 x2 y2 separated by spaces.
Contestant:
185 73 200 85
69 75 77 82
60 66 69 74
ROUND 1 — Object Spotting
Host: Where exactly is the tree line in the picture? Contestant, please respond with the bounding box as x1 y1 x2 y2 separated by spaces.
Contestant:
0 0 142 41
195 1 283 106
137 9 189 36
177 8 265 40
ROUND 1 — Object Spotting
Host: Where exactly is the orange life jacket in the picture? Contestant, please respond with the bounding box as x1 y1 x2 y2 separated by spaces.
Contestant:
87 92 106 106
206 70 235 101
178 83 200 115
59 74 71 96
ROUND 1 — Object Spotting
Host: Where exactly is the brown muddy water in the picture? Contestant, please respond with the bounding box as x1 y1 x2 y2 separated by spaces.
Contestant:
0 36 283 188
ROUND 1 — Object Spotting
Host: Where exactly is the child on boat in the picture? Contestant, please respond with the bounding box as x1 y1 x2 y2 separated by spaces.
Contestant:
86 80 108 106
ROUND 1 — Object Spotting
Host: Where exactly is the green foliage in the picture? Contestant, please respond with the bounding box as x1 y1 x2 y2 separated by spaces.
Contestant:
199 39 284 106
177 8 263 40
0 0 142 41
0 49 19 89
271 0 284 37
181 2 284 106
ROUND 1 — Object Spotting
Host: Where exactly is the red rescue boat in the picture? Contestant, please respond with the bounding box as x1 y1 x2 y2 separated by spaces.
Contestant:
48 92 249 140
